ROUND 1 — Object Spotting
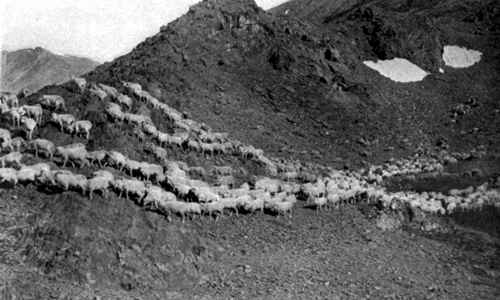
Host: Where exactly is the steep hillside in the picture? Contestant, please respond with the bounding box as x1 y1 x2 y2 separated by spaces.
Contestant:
1 47 99 93
86 0 500 169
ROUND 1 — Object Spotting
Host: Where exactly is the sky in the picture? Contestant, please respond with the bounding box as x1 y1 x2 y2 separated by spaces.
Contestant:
1 0 288 63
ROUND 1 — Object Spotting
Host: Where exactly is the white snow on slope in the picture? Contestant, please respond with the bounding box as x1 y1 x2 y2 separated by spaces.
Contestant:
442 45 482 68
363 58 429 83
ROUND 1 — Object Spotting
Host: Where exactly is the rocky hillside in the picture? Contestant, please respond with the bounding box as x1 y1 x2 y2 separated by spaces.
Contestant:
86 0 500 169
1 47 99 93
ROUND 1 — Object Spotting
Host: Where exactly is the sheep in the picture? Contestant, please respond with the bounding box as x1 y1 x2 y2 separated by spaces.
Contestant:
56 143 89 168
116 94 133 111
30 139 55 159
124 112 152 126
0 168 18 185
139 162 165 183
68 77 88 92
201 200 225 220
122 81 143 94
17 165 40 183
143 184 176 208
87 150 107 167
255 177 282 194
88 84 107 101
20 116 37 140
6 107 26 127
190 186 220 203
39 95 66 111
123 159 142 176
50 113 75 131
265 195 297 218
0 103 9 115
3 94 19 108
87 170 114 199
106 151 127 171
162 200 200 222
240 195 264 213
21 104 43 123
98 83 119 99
70 120 92 139
10 137 26 152
112 178 146 201
142 123 158 136
54 170 88 193
0 152 23 168
105 102 124 121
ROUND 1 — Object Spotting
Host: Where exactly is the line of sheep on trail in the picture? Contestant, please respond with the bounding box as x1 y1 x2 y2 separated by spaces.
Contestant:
2 79 499 224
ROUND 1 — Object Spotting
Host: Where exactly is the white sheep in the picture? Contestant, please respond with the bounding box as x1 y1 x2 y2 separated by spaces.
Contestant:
70 120 92 139
139 162 165 183
10 137 26 152
106 151 127 171
105 102 125 121
142 123 158 136
255 177 282 194
6 107 26 127
117 94 133 111
30 139 55 159
20 116 37 140
143 184 176 208
17 165 40 183
51 113 76 131
54 170 87 193
88 84 107 101
21 104 43 123
124 112 152 126
112 178 146 201
201 200 225 220
87 150 107 167
39 95 66 111
56 143 89 168
98 83 119 99
2 94 19 108
87 170 114 199
69 77 88 92
0 152 23 168
0 167 18 185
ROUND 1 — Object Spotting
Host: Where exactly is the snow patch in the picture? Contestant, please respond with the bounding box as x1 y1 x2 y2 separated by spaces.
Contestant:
363 58 429 83
442 45 482 68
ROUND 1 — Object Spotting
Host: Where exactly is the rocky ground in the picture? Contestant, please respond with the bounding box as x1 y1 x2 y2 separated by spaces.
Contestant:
1 0 500 299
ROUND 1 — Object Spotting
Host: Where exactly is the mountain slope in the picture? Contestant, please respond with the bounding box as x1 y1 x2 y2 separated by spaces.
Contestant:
86 0 500 168
1 47 99 93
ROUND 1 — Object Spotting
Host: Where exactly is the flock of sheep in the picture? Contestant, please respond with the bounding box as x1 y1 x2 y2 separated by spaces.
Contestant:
1 78 498 223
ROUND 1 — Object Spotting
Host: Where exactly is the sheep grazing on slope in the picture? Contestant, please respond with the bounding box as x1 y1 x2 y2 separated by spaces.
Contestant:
142 123 158 136
98 83 119 99
143 184 177 208
0 152 23 168
20 116 37 140
21 104 43 123
17 164 48 183
105 102 125 121
86 150 107 167
68 77 88 92
70 120 92 139
0 168 18 185
6 107 26 127
88 84 107 101
56 143 89 168
54 170 88 193
106 151 127 171
112 178 147 201
39 95 66 111
139 162 165 183
30 139 55 159
50 113 75 132
87 170 114 199
116 94 133 111
124 112 152 126
10 137 26 152
255 177 282 194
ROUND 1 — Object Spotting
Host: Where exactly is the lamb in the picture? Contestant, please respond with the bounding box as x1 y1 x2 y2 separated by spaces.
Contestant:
87 150 107 167
51 113 76 131
106 151 127 171
116 94 133 111
105 103 124 121
20 116 37 140
0 168 18 185
87 170 114 199
30 139 55 159
0 152 23 168
21 104 43 123
39 95 66 111
56 143 89 168
54 170 88 193
70 120 92 139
